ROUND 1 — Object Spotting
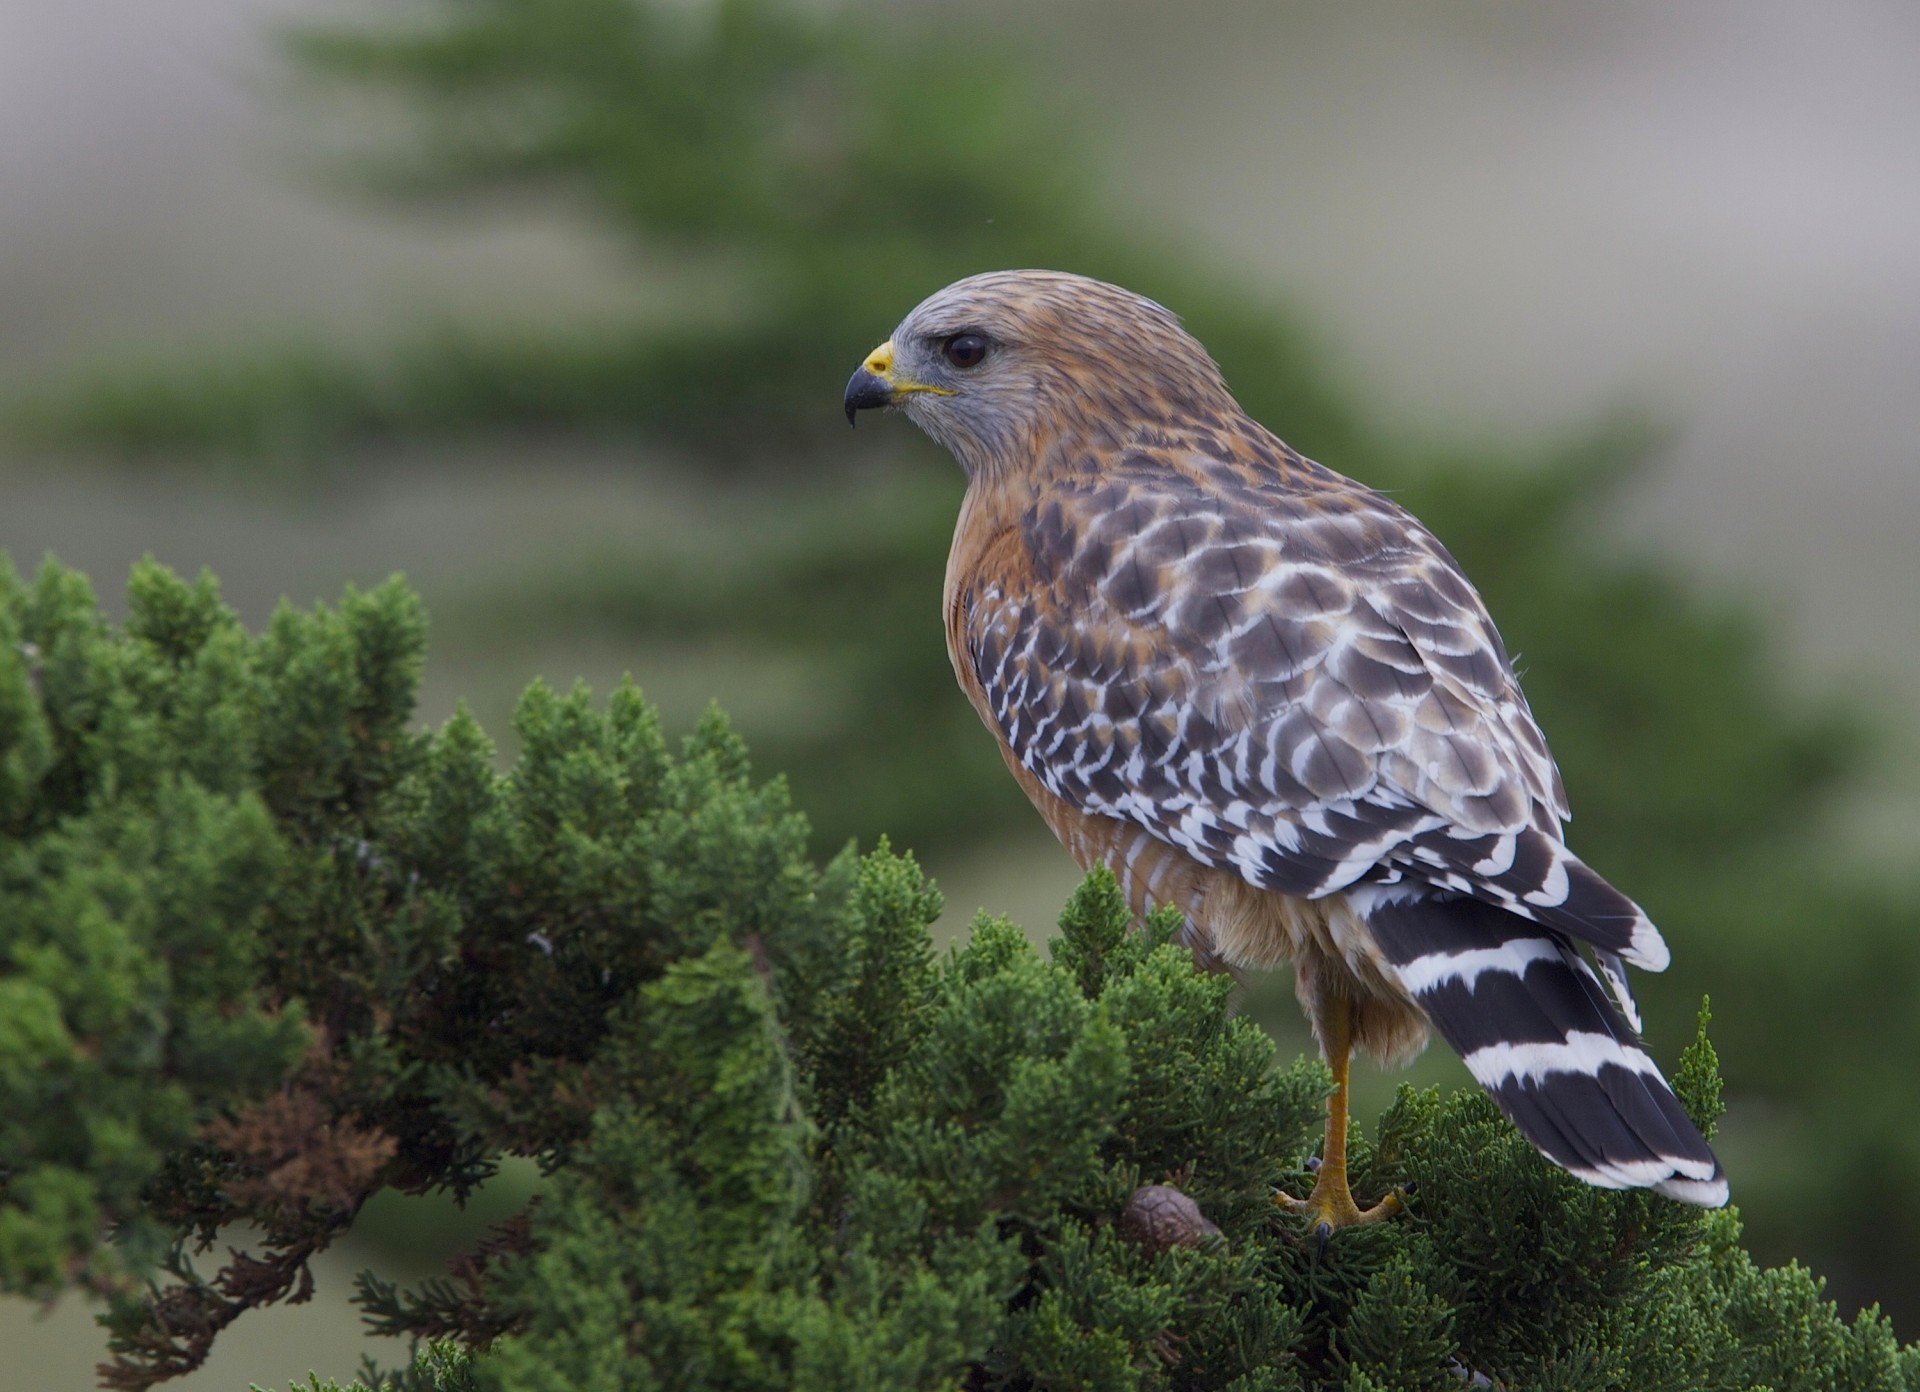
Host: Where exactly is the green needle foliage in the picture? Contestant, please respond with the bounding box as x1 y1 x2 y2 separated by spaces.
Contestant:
5 559 1919 1391
5 0 1919 1343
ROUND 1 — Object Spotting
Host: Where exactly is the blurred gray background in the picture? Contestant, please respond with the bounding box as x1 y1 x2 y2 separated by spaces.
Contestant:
3 0 1916 1385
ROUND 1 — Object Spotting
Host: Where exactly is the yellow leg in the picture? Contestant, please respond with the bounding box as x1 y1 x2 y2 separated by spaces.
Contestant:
1274 994 1403 1238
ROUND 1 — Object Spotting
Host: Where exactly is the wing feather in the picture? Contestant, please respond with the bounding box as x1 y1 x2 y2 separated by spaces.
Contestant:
968 452 1665 966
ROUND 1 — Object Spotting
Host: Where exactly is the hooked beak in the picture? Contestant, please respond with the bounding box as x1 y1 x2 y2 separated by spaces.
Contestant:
843 340 951 426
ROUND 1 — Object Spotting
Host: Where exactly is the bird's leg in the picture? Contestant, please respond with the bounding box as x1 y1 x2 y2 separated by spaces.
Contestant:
1274 993 1402 1239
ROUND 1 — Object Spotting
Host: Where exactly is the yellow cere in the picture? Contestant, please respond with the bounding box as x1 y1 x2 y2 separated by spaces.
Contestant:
864 340 955 397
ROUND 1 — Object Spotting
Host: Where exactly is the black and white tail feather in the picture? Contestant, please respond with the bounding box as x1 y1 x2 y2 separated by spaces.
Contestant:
1355 883 1727 1206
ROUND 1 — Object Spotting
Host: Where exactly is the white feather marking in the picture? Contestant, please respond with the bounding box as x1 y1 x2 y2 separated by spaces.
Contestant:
1563 1153 1725 1193
1076 741 1117 780
1590 949 1643 1033
1523 850 1570 907
1463 1031 1662 1089
1654 1174 1731 1206
1394 937 1562 996
1340 881 1423 915
1178 804 1208 836
1629 918 1671 972
1472 834 1519 877
1289 739 1318 786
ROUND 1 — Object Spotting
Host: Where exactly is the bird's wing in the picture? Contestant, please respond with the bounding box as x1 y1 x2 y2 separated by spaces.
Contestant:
966 451 1668 969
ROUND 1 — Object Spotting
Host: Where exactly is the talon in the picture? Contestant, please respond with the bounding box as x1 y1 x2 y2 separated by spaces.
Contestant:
1270 997 1408 1243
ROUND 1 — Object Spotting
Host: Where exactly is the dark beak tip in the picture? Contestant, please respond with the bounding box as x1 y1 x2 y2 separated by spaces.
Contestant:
843 367 894 427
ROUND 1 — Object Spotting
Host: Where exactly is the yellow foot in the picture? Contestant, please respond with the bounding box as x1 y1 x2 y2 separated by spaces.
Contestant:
1273 1183 1404 1231
1273 1161 1406 1253
1281 994 1408 1253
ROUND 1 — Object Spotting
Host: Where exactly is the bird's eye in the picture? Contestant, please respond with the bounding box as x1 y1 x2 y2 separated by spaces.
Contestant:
943 333 989 369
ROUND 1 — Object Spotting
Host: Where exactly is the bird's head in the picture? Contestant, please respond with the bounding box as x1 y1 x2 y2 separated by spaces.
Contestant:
844 270 1234 477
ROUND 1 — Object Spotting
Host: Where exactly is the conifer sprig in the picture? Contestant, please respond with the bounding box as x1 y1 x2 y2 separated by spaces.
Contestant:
4 561 1914 1390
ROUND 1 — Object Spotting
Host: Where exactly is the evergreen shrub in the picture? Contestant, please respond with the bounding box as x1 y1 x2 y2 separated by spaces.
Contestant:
2 559 1914 1391
12 0 1920 1320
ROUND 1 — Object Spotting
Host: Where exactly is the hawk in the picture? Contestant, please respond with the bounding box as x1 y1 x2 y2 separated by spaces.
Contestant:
844 270 1727 1234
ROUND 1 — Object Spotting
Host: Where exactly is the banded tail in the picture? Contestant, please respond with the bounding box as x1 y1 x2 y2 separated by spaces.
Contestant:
1364 892 1727 1206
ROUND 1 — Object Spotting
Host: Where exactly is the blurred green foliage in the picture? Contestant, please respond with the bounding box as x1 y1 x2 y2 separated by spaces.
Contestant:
6 560 1918 1389
0 558 367 1301
4 0 1919 1341
10 0 1353 472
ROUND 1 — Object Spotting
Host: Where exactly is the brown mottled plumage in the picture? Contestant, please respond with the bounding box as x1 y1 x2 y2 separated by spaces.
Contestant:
844 270 1726 1224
